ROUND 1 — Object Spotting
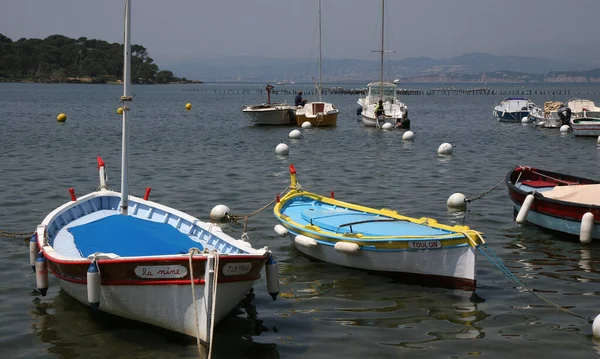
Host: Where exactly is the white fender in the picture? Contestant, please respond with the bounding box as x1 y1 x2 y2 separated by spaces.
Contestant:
294 235 318 248
87 261 101 311
274 224 288 237
35 252 48 296
334 241 360 254
265 255 279 301
516 194 535 224
580 212 594 244
593 314 600 339
29 234 38 272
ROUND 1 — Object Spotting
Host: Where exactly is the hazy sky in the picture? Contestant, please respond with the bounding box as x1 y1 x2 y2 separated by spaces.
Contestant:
2 0 600 67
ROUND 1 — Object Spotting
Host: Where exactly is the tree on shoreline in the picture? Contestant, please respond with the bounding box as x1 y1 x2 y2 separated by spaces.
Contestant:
0 34 189 84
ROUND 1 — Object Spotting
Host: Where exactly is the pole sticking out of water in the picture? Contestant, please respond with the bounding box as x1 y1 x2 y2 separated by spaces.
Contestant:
121 0 132 215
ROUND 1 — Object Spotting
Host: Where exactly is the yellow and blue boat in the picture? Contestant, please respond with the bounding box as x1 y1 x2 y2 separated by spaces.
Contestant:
274 165 484 290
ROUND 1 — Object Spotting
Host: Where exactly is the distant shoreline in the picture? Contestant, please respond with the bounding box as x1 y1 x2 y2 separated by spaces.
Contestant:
0 77 203 85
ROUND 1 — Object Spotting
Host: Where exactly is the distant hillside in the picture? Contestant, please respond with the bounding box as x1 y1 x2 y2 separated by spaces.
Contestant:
164 52 593 83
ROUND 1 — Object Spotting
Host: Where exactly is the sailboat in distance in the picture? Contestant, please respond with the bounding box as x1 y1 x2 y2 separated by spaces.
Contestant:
294 0 339 127
359 0 407 128
29 0 279 346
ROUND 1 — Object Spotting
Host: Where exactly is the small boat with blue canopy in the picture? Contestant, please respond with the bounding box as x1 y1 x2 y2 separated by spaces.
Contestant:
29 0 279 347
493 97 537 122
273 165 484 290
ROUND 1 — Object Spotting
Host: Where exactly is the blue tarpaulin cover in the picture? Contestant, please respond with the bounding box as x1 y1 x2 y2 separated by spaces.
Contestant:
68 215 203 257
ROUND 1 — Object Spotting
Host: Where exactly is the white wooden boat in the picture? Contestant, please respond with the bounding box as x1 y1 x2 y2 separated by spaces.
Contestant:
30 0 279 346
567 98 600 136
242 84 294 125
493 97 536 122
273 165 484 290
359 0 408 129
529 101 571 128
294 0 339 127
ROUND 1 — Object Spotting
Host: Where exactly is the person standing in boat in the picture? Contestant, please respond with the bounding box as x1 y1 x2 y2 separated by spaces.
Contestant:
295 91 308 107
375 99 385 117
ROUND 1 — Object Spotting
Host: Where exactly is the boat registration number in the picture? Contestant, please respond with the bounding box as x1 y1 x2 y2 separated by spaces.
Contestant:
222 262 252 276
134 265 188 279
408 241 442 249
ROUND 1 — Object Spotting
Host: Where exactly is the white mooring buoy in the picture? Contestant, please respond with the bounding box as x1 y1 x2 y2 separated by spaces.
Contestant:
265 254 280 301
597 135 600 145
210 204 230 222
381 122 393 130
521 116 530 123
580 212 594 245
275 142 289 156
274 224 288 237
593 314 600 339
437 143 453 155
87 261 101 311
447 193 467 211
35 252 49 296
301 121 313 129
560 125 570 133
288 129 302 139
402 131 415 141
516 194 535 224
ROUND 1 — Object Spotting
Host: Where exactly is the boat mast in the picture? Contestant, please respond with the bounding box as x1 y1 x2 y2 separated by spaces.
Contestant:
317 0 322 101
121 0 132 215
379 0 384 101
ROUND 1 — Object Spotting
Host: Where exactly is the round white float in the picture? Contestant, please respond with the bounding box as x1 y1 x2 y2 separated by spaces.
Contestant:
275 142 289 156
593 314 600 339
210 204 230 221
447 193 467 210
402 131 415 141
381 122 393 130
437 143 453 155
301 121 313 129
560 125 570 133
289 129 302 139
521 116 530 123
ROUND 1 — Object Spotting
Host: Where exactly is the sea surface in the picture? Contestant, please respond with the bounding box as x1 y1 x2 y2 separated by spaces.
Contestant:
1 82 600 359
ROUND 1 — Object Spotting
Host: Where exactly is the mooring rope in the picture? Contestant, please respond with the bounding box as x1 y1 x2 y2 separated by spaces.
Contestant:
0 230 34 239
228 185 291 222
478 244 593 323
207 250 219 359
188 247 206 359
466 178 505 204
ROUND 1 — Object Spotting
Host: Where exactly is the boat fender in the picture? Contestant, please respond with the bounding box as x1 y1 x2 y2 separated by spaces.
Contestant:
35 252 49 296
580 212 594 245
29 233 38 272
294 235 318 248
274 224 288 237
87 261 101 311
265 254 280 301
516 194 535 224
334 241 360 254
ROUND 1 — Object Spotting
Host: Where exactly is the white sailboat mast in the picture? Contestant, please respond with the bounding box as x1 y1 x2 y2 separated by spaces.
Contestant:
121 0 132 215
318 0 322 101
379 0 384 100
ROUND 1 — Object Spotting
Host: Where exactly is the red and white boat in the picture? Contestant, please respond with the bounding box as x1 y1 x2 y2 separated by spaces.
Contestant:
505 166 600 243
29 0 279 346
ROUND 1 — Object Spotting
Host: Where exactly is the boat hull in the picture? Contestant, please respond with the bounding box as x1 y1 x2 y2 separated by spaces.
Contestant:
294 109 338 127
570 118 600 136
505 166 600 241
494 109 529 122
242 105 294 125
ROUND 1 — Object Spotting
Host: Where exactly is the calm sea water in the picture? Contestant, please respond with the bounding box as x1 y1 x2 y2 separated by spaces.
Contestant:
1 82 600 358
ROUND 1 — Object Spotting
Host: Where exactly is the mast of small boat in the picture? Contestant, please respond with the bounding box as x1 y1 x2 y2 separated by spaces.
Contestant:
317 0 322 102
120 0 132 215
379 0 384 101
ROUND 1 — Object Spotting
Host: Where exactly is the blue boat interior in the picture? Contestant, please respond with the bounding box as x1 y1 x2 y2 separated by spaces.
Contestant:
48 194 246 259
285 197 456 237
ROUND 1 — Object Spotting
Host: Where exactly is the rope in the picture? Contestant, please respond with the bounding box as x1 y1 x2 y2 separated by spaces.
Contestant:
466 178 505 203
478 244 593 323
228 186 291 222
188 247 206 359
0 230 34 239
207 250 219 359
